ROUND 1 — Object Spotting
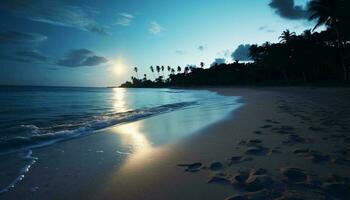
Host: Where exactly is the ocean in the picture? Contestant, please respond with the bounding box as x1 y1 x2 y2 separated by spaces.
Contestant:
0 86 242 193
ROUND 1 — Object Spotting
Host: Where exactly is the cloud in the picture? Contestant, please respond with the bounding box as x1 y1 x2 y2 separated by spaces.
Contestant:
57 49 108 67
149 21 164 35
116 13 134 26
269 0 309 20
210 58 226 67
231 44 252 61
16 50 48 61
258 26 275 33
0 0 108 35
0 31 47 44
198 45 206 51
0 50 48 63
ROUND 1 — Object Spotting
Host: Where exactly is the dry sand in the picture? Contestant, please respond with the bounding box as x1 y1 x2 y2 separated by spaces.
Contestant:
2 87 350 200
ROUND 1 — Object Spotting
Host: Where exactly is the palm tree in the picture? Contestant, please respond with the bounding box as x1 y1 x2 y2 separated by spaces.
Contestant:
184 67 189 74
166 66 171 78
161 65 165 76
150 66 155 79
309 0 348 80
133 67 139 79
200 62 205 68
156 65 161 77
279 29 296 43
302 29 313 41
171 68 175 75
143 74 147 82
177 66 181 73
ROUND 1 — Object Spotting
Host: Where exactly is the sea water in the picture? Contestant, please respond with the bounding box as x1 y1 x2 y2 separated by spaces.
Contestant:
0 86 242 193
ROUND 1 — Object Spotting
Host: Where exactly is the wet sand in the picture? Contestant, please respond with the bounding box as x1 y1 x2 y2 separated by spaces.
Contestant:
2 87 350 200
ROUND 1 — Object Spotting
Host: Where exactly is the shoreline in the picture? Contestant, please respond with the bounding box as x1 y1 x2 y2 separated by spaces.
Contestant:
2 87 350 200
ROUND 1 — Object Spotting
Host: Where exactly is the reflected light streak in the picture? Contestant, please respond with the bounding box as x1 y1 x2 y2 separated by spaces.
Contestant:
112 88 129 113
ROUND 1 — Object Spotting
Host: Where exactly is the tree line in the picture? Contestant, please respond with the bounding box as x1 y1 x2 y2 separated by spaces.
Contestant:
121 0 350 88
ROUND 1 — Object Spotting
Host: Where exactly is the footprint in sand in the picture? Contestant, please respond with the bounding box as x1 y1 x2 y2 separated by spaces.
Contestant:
253 130 263 135
321 175 350 199
294 150 337 165
228 156 253 165
177 162 202 172
260 125 272 129
207 172 231 185
245 146 270 156
209 161 224 171
279 167 308 184
266 119 280 124
231 168 272 188
282 134 309 145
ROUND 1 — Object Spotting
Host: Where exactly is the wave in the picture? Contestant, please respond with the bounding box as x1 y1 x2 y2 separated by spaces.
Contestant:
0 150 37 194
0 101 197 155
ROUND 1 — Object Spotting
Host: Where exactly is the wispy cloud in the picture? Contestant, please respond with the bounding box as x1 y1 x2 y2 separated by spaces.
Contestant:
0 0 108 35
0 50 48 63
0 31 47 44
149 21 164 35
116 12 134 26
57 49 108 67
258 26 275 33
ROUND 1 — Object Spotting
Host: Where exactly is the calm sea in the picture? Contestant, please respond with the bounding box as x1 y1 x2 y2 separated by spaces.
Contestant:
0 86 242 193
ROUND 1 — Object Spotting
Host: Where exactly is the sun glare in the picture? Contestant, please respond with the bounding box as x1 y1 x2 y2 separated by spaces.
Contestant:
111 58 127 76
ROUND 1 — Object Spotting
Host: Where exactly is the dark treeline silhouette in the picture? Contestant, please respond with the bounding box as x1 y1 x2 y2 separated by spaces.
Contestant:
121 0 350 88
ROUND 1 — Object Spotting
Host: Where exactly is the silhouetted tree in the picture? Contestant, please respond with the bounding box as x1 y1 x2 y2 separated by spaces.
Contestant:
156 65 161 77
279 29 296 43
133 67 139 79
150 66 155 79
309 0 349 80
121 22 349 88
200 62 205 68
161 65 165 76
177 66 181 73
184 66 189 74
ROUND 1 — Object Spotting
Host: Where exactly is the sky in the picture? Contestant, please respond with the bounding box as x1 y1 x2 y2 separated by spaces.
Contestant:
0 0 314 87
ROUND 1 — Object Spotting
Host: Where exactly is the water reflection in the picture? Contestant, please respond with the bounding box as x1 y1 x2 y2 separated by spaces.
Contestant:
107 88 242 172
112 88 129 113
112 122 152 153
110 87 154 169
109 120 159 174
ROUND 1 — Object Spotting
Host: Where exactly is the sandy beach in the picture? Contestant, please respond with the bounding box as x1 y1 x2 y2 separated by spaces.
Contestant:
2 87 350 200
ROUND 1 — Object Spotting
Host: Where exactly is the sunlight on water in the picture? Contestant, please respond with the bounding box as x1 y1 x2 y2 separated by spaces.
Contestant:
112 122 152 152
109 120 159 174
112 88 129 113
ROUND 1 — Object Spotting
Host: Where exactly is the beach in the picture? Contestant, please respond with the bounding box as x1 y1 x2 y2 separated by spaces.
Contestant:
1 87 350 200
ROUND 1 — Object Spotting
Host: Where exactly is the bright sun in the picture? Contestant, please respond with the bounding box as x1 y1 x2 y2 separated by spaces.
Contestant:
111 58 126 76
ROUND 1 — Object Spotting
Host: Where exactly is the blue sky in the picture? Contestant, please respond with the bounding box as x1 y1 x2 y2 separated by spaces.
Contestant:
0 0 313 87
